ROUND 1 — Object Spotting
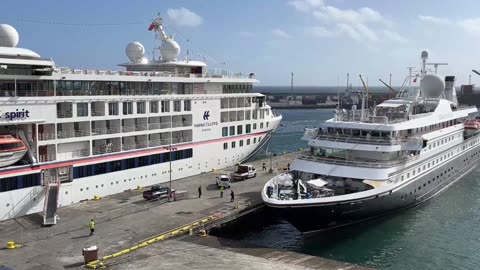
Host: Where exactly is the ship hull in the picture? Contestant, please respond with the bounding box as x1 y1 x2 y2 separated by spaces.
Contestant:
265 143 480 233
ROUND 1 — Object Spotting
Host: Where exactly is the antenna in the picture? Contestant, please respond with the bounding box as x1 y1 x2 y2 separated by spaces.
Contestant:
359 75 368 122
291 72 294 94
426 63 448 74
469 74 472 85
337 74 340 109
186 38 190 62
389 73 392 86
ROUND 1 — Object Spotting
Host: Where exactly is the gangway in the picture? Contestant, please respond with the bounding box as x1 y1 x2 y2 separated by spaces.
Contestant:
42 169 60 225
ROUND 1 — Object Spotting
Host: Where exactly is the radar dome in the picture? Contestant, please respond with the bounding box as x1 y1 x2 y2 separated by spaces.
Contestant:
421 50 429 59
126 42 145 63
0 24 19 47
420 74 445 98
160 38 180 61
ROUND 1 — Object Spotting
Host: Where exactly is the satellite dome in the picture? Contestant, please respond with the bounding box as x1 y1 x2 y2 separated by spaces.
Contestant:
421 74 445 98
160 38 180 61
0 24 19 47
125 42 145 63
421 50 429 59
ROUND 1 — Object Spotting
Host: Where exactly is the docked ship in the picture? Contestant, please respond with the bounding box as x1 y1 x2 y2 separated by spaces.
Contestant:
262 51 480 233
0 16 281 224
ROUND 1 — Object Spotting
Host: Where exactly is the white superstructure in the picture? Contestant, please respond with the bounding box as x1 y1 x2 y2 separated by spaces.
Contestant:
262 52 480 232
0 17 281 223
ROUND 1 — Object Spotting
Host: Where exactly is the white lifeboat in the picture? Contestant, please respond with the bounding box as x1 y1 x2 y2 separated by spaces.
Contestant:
0 135 27 167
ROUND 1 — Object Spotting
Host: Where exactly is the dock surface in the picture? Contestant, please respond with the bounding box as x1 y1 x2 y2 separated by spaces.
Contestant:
0 152 371 270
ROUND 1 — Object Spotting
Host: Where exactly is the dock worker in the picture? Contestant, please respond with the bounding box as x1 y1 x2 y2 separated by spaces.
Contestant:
262 162 266 171
89 219 95 236
287 163 291 171
230 190 235 202
220 186 224 198
198 185 202 198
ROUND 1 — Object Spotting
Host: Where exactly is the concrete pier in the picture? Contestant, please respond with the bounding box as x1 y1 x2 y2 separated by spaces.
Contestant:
0 152 372 269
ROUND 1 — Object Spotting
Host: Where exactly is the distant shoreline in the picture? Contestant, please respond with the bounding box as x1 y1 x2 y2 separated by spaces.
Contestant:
270 104 337 109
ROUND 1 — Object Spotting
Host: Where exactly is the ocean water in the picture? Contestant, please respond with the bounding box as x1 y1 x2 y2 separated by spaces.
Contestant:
228 108 480 270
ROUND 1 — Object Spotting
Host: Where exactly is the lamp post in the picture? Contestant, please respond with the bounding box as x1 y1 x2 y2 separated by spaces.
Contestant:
167 144 178 199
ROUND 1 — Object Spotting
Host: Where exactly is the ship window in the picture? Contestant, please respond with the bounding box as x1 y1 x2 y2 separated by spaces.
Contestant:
401 176 404 181
123 102 133 115
247 139 251 145
224 143 228 150
108 102 119 115
23 174 40 188
222 127 228 137
237 125 243 135
174 100 181 112
184 100 191 111
161 100 170 112
267 122 269 128
246 124 251 133
260 123 264 129
150 101 159 113
231 141 236 148
254 138 257 143
137 102 146 114
240 140 244 147
245 110 251 120
230 126 235 136
407 173 410 178
253 123 257 130
77 103 88 117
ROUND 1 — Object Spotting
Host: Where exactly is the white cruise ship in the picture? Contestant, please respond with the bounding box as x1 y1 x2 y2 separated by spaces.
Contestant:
0 16 281 224
262 51 479 233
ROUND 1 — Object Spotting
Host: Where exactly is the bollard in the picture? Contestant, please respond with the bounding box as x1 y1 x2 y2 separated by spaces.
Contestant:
211 168 216 172
7 241 16 249
136 185 142 190
93 195 100 200
199 230 207 237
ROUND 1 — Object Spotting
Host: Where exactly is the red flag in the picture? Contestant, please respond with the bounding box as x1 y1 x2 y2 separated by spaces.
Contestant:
413 77 417 83
148 23 157 31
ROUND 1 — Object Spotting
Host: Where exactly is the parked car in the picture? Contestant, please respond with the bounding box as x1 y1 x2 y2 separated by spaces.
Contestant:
143 185 170 200
231 164 256 181
216 174 231 188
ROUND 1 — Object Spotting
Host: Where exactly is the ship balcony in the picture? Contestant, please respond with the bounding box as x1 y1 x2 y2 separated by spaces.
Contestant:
148 139 171 147
91 110 105 117
299 152 418 169
38 133 56 141
122 142 147 151
57 129 90 139
172 115 192 128
39 154 56 163
92 145 121 155
57 149 90 160
134 124 148 132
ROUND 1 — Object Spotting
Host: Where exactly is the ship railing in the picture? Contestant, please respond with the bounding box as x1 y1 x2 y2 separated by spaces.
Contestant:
299 153 419 168
91 110 105 117
148 139 171 147
39 154 56 163
159 122 172 129
56 112 73 118
57 130 89 139
38 133 56 141
171 136 192 144
74 130 90 137
122 143 147 151
306 133 422 146
91 128 108 135
134 124 148 132
148 123 161 130
122 126 136 133
172 121 192 128
56 149 90 159
107 127 120 134
16 90 55 97
92 145 121 155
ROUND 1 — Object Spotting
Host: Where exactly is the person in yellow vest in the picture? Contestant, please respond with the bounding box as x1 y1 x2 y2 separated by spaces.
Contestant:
89 219 95 236
220 186 224 198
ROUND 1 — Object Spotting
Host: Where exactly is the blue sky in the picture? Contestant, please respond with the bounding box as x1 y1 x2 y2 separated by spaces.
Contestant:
2 0 480 86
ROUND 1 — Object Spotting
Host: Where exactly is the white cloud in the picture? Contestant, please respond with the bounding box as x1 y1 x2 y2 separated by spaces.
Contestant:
307 26 335 38
418 15 451 25
167 8 203 27
290 0 404 44
382 30 408 43
288 0 324 12
272 29 292 39
458 18 480 35
419 14 480 36
239 31 255 37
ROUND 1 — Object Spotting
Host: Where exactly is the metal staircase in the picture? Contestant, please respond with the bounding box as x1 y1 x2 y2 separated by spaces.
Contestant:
42 170 60 226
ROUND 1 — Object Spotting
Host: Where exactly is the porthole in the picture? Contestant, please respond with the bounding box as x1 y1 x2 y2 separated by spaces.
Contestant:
116 181 119 184
124 180 127 182
65 191 68 195
6 203 10 207
101 184 104 187
96 185 99 188
111 182 114 185
86 187 89 190
81 188 84 191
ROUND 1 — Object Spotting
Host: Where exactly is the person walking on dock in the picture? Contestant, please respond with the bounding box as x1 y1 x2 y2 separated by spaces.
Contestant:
230 190 235 202
89 219 95 236
198 185 202 198
287 163 291 171
262 162 266 171
220 186 224 198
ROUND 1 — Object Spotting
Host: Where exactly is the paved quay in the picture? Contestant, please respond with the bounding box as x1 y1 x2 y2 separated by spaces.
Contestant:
0 152 370 270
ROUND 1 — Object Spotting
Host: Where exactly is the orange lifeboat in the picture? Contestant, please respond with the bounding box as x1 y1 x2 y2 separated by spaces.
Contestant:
0 135 27 167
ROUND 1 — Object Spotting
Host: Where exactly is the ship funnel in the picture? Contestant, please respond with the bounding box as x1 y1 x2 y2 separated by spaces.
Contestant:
444 76 458 104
